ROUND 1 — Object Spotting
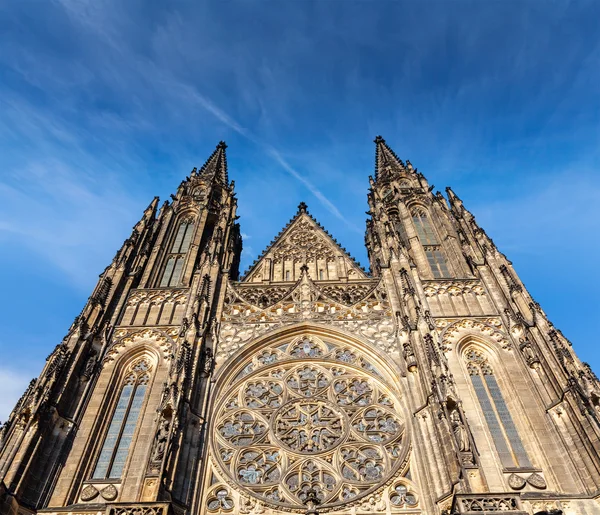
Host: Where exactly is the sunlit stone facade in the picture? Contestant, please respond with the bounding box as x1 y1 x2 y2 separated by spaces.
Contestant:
2 138 600 515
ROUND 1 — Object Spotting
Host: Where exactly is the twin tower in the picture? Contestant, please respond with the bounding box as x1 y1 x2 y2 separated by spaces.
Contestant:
2 139 600 515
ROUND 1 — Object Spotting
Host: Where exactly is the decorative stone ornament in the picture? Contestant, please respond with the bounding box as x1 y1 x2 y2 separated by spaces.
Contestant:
527 472 547 489
80 484 99 502
507 473 526 490
101 483 118 501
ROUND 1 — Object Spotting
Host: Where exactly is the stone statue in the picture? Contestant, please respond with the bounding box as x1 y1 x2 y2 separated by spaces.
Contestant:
151 418 171 463
450 409 470 453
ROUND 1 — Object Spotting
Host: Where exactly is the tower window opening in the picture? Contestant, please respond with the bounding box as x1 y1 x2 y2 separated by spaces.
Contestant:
466 349 531 468
411 208 450 278
285 270 290 281
93 359 151 479
160 220 194 287
319 269 324 280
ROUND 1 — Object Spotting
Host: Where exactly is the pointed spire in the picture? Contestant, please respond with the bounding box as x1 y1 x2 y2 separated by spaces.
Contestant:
445 187 465 215
374 135 405 181
198 141 228 184
144 196 160 219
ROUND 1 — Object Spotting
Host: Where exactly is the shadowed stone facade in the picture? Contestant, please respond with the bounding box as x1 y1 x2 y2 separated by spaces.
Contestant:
2 138 600 515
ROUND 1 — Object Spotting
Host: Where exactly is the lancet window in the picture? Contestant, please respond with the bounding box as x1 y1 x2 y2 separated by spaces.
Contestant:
465 349 531 468
92 359 151 479
411 208 450 278
160 219 195 287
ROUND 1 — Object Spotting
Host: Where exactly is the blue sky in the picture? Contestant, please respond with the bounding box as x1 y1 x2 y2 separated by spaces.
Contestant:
0 0 599 420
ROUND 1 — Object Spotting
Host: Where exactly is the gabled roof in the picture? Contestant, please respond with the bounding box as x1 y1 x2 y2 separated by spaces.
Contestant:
241 202 368 282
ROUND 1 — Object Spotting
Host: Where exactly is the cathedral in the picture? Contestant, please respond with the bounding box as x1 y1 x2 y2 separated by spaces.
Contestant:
3 137 600 515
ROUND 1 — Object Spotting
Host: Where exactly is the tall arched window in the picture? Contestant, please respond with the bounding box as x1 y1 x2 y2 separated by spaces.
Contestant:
411 208 450 278
160 219 195 287
93 358 151 479
465 349 531 468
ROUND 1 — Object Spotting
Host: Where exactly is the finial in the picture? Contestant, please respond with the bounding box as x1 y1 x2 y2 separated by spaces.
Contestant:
374 135 385 144
303 485 320 515
298 201 308 213
445 187 462 203
217 141 227 149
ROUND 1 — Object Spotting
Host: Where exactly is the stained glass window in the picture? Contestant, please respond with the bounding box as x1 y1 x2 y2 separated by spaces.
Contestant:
93 359 151 479
160 220 194 287
412 209 438 245
466 349 531 468
411 209 450 278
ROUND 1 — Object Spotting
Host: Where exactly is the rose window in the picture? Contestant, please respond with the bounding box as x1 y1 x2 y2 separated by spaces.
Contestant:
211 336 408 510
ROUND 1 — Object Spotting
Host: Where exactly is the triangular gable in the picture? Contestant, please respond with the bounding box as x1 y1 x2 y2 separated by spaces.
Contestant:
242 203 368 283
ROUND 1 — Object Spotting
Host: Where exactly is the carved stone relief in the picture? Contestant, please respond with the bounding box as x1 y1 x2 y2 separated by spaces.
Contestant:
217 276 395 362
105 328 177 362
440 318 510 352
121 288 189 327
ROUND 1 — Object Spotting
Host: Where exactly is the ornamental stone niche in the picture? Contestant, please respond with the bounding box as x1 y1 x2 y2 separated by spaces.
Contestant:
208 333 410 511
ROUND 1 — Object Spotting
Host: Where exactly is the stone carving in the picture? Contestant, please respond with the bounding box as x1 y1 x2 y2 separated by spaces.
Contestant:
435 317 502 330
218 276 394 362
458 495 519 512
202 347 215 377
104 329 174 362
211 336 407 510
320 283 378 306
450 409 470 453
101 483 118 501
121 288 189 327
235 286 290 308
519 338 540 368
441 319 510 351
403 342 417 372
108 506 168 515
423 280 486 297
507 473 526 490
274 400 345 453
81 351 97 380
149 418 170 472
527 472 547 489
207 487 234 512
271 219 337 262
80 484 99 502
389 482 418 507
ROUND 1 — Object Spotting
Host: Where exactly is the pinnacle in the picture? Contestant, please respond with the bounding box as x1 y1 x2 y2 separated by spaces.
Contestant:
446 187 462 202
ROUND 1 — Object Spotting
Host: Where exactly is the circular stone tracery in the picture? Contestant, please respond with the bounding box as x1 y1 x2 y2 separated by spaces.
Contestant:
274 399 347 454
211 336 408 511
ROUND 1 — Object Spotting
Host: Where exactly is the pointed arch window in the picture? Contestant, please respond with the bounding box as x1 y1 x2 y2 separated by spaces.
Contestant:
411 208 450 278
466 349 531 468
160 219 195 287
92 359 151 479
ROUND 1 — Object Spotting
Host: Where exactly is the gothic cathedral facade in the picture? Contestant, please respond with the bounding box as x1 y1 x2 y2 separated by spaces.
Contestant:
2 138 600 515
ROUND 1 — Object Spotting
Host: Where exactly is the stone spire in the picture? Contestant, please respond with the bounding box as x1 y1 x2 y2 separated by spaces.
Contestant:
374 135 406 181
197 140 228 184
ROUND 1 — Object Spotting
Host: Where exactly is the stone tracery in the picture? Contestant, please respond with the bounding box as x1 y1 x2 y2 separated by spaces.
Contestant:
210 334 408 511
